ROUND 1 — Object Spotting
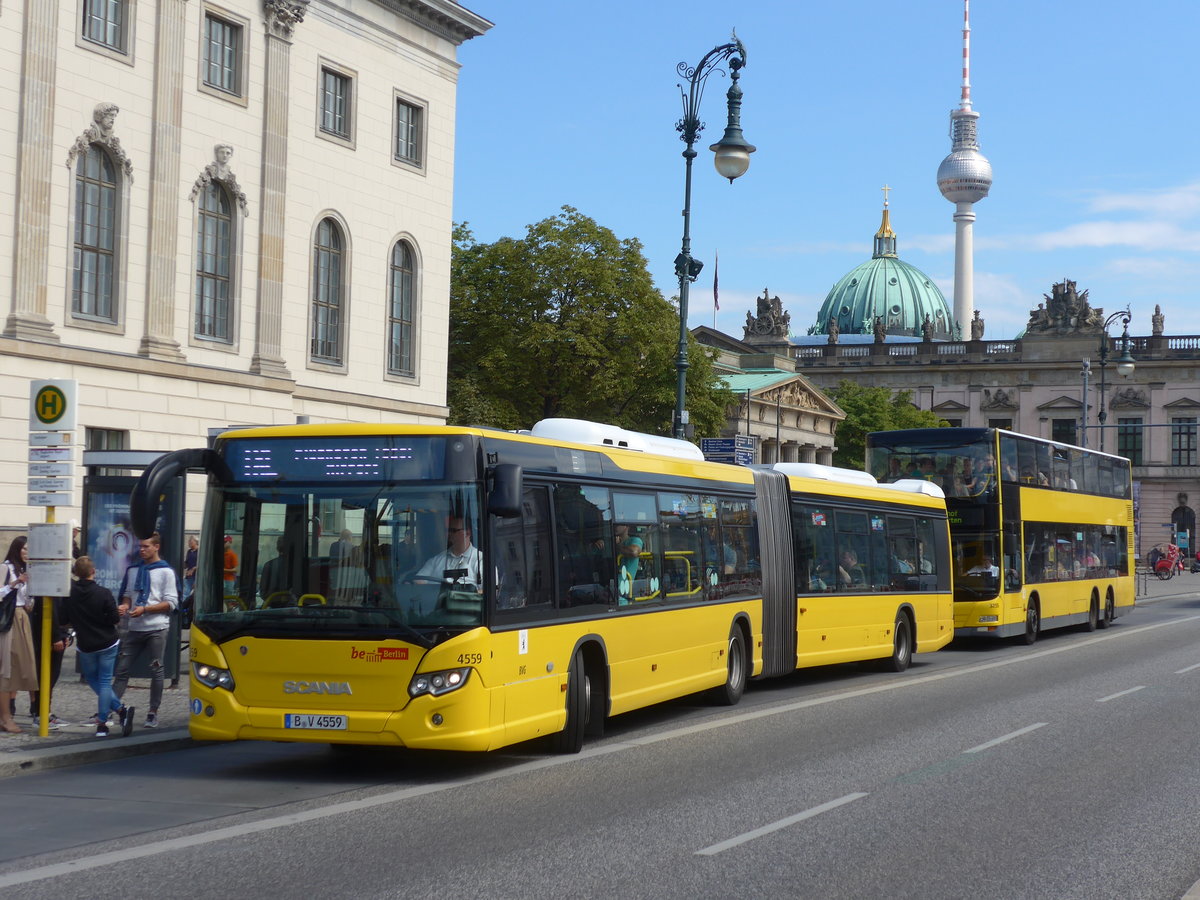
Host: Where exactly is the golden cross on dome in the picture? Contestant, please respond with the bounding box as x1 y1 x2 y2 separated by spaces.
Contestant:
881 184 892 208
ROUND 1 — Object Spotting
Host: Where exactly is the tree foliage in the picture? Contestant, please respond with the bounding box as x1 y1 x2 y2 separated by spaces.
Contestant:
829 379 946 469
449 207 734 435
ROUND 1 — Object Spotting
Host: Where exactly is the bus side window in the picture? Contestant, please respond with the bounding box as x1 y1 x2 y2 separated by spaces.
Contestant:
552 483 612 609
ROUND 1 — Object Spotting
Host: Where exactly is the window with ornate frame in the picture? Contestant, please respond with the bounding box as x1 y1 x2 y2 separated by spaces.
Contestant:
73 146 119 323
311 218 345 364
195 182 234 342
388 241 416 376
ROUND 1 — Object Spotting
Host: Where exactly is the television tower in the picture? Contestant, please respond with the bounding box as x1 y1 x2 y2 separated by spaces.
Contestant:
937 0 992 336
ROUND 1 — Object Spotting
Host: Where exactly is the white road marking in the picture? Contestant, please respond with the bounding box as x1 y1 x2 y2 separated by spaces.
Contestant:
695 793 869 856
1175 661 1200 674
1 614 1197 887
963 722 1048 754
1096 686 1146 702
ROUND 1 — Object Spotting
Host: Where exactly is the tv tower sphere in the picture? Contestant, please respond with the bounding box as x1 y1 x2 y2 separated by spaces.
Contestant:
937 131 992 204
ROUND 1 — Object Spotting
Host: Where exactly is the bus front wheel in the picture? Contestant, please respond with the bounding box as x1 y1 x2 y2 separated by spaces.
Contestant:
709 626 747 706
551 649 589 754
1022 601 1040 645
1085 596 1099 632
883 614 912 673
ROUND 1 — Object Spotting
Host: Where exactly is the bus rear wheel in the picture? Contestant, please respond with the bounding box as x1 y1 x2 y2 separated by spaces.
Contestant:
551 649 589 754
1022 601 1040 645
883 614 912 672
709 626 747 706
1098 593 1115 628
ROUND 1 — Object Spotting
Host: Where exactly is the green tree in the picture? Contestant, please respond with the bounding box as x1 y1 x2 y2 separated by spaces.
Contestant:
829 379 946 469
449 207 734 436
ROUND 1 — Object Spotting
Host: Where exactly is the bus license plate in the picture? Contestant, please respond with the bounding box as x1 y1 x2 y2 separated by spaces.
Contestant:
284 714 347 730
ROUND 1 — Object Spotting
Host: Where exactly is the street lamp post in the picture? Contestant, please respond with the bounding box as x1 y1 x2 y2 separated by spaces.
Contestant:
672 36 755 440
1079 359 1090 448
1096 307 1136 453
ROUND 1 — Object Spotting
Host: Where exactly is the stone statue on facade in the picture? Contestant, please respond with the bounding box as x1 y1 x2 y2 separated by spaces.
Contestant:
981 387 1016 410
742 288 791 339
872 316 885 343
827 317 839 344
66 101 134 181
1152 304 1165 336
970 310 985 340
189 143 249 215
921 314 934 342
1027 279 1105 333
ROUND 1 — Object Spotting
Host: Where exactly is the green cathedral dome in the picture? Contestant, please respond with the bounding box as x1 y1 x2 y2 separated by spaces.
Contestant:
809 206 953 340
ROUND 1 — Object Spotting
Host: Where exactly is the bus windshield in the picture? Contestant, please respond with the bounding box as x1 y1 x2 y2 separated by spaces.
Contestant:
866 429 998 502
198 481 485 645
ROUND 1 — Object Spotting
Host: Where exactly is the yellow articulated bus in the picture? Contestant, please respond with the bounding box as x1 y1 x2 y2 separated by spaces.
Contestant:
866 427 1135 643
130 419 952 754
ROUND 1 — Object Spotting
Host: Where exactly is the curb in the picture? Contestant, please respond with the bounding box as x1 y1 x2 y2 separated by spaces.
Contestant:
0 729 196 779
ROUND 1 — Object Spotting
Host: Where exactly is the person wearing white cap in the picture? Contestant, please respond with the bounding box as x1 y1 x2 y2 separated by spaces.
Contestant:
70 519 81 559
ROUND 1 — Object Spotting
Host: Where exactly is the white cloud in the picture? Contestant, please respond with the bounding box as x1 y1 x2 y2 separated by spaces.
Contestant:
1086 182 1200 219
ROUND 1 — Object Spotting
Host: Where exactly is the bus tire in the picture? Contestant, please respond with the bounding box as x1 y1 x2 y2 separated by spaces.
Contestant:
709 626 748 706
1022 600 1040 645
1085 595 1099 632
883 613 912 673
550 649 588 754
1098 592 1115 629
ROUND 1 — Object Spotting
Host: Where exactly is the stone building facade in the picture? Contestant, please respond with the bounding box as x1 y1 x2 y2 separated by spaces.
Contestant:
778 285 1197 559
0 0 490 532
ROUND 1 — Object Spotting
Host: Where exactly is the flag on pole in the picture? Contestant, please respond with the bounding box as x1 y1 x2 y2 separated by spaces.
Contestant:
713 251 719 310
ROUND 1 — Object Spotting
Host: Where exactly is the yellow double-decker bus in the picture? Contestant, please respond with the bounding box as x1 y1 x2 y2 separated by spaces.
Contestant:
866 427 1134 643
131 419 952 753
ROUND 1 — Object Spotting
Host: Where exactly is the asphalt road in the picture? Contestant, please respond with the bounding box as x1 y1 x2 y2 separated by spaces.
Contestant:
3 582 1200 899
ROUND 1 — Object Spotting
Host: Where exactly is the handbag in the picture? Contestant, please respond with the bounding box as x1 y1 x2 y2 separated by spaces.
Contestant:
0 566 15 634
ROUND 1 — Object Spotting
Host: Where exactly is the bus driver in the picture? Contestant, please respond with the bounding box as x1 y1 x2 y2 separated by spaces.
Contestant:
414 516 483 591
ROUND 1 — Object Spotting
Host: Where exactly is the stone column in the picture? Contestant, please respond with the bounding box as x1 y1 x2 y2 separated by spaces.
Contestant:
251 0 309 378
6 0 61 342
140 0 190 359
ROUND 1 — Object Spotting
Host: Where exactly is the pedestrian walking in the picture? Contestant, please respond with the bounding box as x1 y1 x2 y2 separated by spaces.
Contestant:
112 532 178 733
62 556 123 737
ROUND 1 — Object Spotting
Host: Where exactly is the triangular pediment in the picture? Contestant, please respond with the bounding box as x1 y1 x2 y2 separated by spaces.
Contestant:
932 400 969 412
1037 395 1084 411
1163 397 1200 409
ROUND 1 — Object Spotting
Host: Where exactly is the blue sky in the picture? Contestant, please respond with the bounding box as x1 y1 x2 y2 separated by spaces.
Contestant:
452 1 1200 343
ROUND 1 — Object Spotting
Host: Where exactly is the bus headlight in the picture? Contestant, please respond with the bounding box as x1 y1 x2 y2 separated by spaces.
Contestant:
408 668 471 698
193 662 236 691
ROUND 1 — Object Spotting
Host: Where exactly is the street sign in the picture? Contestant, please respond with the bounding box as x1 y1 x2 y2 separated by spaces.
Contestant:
28 523 71 560
28 379 77 432
28 477 72 492
28 462 71 478
27 493 74 507
27 560 71 597
29 432 72 447
29 447 74 462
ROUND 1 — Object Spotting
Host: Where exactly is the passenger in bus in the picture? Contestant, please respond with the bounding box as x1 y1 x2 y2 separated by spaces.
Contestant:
917 458 940 484
885 458 904 482
703 526 737 574
616 535 644 603
837 549 864 587
1001 458 1019 483
916 541 934 574
413 517 482 591
259 537 289 605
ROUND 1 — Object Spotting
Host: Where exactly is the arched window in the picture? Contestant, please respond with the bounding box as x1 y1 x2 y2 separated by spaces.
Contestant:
195 182 233 341
311 218 343 363
73 145 118 321
388 240 415 376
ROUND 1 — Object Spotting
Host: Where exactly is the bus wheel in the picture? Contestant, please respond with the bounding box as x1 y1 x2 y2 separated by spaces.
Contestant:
1085 596 1099 632
1098 593 1115 629
550 649 588 754
1022 601 1040 645
709 626 747 706
883 614 912 673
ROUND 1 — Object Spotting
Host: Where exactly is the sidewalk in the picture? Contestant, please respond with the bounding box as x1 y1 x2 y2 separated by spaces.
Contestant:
0 636 194 777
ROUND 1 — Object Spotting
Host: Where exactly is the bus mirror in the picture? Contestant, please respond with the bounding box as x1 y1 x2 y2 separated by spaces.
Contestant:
130 447 229 538
487 464 522 518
